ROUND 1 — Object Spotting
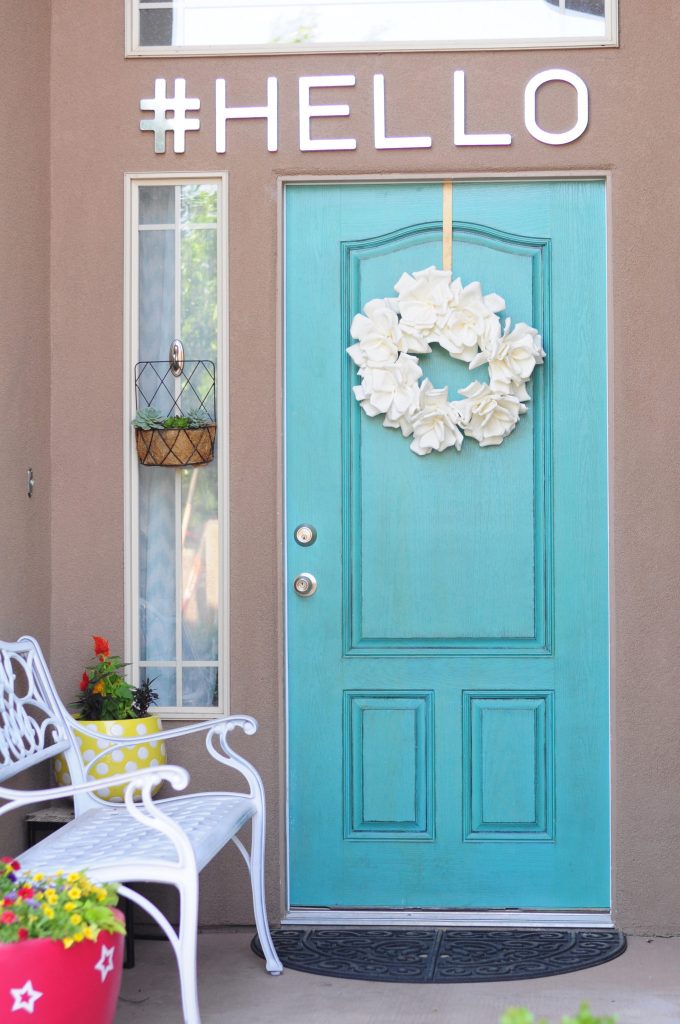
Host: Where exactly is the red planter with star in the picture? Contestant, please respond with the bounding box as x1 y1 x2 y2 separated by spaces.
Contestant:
0 911 124 1022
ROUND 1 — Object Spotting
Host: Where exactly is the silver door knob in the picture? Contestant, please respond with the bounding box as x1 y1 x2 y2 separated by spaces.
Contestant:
293 573 317 597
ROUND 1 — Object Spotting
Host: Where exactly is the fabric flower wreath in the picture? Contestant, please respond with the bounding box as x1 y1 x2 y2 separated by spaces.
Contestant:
347 266 545 455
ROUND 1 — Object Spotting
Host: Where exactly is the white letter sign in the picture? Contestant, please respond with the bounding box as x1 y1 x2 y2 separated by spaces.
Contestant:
524 69 589 145
453 70 512 147
373 74 431 150
141 69 593 154
140 78 200 154
215 76 278 153
299 75 357 152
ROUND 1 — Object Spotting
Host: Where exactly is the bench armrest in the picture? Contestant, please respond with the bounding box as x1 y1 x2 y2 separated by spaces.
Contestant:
0 766 197 874
0 763 189 814
72 713 256 746
0 770 188 815
72 716 263 799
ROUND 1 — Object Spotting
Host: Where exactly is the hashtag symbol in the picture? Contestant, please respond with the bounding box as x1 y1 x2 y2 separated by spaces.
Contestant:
140 78 200 154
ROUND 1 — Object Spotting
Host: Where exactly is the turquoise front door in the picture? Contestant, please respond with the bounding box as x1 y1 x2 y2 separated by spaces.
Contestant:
285 180 609 910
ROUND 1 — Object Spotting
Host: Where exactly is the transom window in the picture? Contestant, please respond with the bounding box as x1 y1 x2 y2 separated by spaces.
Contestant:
127 0 616 55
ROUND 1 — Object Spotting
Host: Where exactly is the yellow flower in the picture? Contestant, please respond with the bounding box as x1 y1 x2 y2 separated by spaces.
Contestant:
73 932 84 943
70 913 82 926
67 873 81 884
45 890 58 905
34 892 44 902
68 887 82 900
63 937 74 949
64 901 76 912
83 925 96 941
32 872 44 882
43 905 55 919
96 889 108 903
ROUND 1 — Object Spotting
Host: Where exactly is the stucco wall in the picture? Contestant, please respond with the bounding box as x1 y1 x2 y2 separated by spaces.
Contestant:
0 1 52 854
0 2 51 645
42 0 680 933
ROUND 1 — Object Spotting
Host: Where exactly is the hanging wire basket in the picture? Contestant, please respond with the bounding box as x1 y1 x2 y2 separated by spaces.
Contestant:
135 423 216 467
134 349 216 468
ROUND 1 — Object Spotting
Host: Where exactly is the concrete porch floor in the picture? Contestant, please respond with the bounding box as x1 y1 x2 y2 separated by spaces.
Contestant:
116 931 680 1024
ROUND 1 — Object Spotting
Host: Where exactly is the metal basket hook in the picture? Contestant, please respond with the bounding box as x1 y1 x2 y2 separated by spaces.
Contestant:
169 339 184 377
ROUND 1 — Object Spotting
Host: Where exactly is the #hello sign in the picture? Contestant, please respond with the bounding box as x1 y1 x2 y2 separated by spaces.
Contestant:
140 69 589 154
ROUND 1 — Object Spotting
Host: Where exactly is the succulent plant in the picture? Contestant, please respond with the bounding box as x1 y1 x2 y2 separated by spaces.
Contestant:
132 407 166 429
184 409 213 428
132 408 213 430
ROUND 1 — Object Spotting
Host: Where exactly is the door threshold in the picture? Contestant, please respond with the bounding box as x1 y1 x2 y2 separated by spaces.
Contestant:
284 909 614 929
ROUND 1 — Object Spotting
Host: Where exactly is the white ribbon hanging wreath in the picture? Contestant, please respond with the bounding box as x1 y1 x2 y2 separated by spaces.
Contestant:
347 266 546 456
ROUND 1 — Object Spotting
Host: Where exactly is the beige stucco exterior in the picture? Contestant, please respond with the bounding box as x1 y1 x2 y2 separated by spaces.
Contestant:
0 1 52 855
2 0 680 934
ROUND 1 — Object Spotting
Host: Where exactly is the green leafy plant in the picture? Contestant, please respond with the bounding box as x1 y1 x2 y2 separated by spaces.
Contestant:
501 1012 539 1024
71 636 158 721
132 407 213 430
500 1005 618 1024
0 859 124 948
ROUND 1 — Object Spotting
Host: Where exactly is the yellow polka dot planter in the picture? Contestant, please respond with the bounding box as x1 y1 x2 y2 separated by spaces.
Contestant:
53 716 167 802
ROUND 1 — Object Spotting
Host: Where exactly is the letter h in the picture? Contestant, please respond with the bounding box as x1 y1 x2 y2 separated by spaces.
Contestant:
215 78 278 153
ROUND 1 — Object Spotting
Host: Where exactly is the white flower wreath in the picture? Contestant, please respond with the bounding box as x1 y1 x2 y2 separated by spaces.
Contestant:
347 266 546 456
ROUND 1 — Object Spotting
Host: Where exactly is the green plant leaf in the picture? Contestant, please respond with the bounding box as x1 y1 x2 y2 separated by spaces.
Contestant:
500 1010 536 1024
561 1004 617 1024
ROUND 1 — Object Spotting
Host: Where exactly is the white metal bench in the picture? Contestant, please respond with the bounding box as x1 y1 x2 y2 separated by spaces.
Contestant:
0 636 282 1024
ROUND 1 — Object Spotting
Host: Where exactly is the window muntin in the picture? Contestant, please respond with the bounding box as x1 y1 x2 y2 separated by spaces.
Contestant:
129 0 616 55
127 176 227 718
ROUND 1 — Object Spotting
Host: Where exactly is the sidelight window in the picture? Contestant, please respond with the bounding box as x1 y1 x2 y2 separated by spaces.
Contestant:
125 174 228 717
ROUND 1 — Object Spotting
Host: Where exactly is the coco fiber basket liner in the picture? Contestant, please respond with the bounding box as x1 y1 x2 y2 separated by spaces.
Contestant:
135 424 216 467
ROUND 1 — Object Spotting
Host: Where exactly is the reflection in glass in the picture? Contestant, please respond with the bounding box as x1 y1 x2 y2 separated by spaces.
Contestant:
181 464 219 663
140 8 174 46
140 186 175 226
183 667 219 708
139 231 175 360
143 667 177 708
137 0 610 49
136 181 221 710
181 184 218 226
139 467 177 661
181 230 217 361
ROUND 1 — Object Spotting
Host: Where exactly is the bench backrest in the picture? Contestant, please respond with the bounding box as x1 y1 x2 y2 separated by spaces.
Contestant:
0 637 74 783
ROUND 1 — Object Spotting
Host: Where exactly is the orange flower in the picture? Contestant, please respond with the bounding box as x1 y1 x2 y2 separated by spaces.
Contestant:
92 636 110 657
92 681 105 695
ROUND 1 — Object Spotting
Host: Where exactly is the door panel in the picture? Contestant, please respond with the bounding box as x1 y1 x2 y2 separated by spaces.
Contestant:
285 180 608 910
344 220 549 651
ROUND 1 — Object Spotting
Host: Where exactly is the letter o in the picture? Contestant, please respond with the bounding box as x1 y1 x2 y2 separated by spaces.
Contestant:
524 69 589 146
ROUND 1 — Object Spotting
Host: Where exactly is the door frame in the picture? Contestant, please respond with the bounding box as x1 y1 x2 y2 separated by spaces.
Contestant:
278 171 613 928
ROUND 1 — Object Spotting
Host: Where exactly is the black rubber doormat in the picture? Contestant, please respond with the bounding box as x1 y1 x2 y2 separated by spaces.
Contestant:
252 928 626 982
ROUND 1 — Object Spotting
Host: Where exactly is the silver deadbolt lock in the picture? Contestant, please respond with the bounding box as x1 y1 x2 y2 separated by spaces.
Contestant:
293 573 317 597
294 524 317 546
